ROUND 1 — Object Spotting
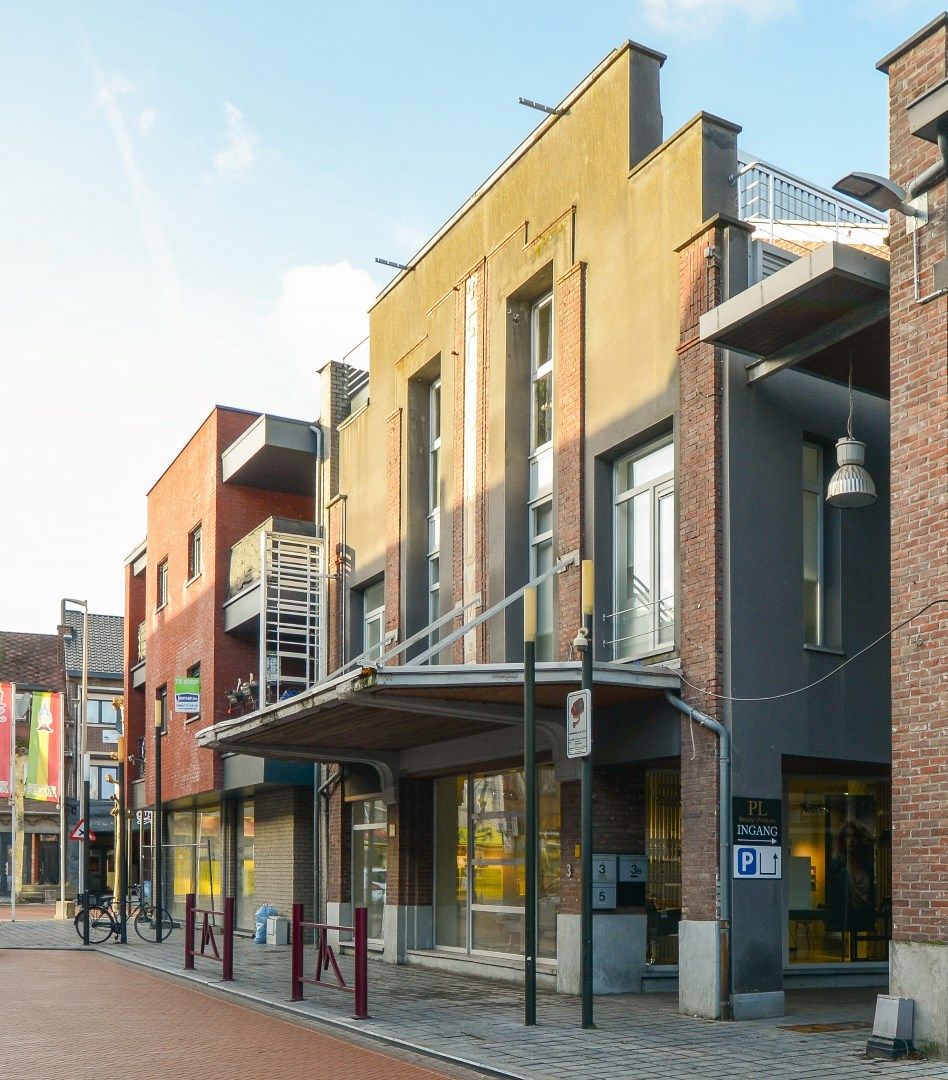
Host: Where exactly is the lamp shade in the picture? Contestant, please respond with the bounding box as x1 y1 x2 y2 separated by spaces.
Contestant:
826 437 876 508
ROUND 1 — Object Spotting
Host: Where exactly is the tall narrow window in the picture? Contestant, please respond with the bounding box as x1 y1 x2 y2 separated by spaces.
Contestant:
188 525 203 580
157 559 169 610
155 684 168 734
612 437 675 660
529 293 554 660
803 443 824 645
428 379 442 651
362 581 385 661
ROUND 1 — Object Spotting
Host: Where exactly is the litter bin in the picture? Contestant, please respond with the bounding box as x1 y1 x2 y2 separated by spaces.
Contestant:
254 904 278 944
266 915 289 946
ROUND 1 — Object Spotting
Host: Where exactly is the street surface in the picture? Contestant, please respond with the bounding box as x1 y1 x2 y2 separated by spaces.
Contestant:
1 950 467 1080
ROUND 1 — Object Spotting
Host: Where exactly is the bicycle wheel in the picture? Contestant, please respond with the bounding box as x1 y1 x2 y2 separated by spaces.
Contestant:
134 906 174 942
74 905 116 944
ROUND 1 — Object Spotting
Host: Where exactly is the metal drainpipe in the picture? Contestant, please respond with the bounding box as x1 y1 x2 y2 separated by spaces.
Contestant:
665 691 731 1019
313 767 341 921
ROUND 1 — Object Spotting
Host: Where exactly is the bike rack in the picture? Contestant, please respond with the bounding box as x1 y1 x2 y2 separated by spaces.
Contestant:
291 904 368 1019
184 893 234 981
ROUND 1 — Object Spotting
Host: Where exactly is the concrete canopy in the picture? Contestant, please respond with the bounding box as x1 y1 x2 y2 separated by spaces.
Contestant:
197 661 680 796
699 242 890 394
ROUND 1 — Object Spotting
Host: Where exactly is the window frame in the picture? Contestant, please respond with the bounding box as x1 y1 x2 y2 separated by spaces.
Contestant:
156 558 169 610
802 442 825 647
528 292 555 660
427 378 442 651
361 581 385 662
156 684 168 735
187 524 203 582
611 435 676 662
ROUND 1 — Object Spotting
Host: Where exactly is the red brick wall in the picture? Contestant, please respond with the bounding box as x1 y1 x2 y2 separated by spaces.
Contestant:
141 407 313 805
385 409 402 652
676 225 726 923
554 262 586 659
326 769 351 905
883 25 948 947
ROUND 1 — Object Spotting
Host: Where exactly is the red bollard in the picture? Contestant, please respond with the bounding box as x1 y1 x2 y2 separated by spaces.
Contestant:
222 896 234 981
353 906 368 1019
184 893 195 970
291 903 303 1001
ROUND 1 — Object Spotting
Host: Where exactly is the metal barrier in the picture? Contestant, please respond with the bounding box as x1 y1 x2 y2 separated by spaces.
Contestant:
291 904 368 1019
184 893 234 981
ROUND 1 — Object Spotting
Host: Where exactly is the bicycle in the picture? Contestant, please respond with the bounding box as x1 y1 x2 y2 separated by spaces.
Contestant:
73 892 175 943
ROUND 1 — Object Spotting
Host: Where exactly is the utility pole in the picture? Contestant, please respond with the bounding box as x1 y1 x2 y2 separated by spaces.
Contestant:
523 586 537 1027
153 698 163 941
575 561 595 1029
114 722 127 944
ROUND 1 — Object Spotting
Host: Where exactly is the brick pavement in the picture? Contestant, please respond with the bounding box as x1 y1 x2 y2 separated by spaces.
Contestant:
1 919 945 1078
1 950 469 1080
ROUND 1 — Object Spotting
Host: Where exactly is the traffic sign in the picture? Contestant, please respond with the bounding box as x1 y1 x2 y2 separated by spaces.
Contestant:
69 819 96 843
733 844 782 879
566 689 591 758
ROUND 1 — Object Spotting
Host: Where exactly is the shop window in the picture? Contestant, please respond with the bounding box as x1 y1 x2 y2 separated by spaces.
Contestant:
645 768 681 965
787 776 891 964
433 764 560 959
235 799 255 931
611 438 675 660
351 799 387 941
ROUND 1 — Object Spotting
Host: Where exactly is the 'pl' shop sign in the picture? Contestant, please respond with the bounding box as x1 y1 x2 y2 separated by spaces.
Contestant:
732 796 782 880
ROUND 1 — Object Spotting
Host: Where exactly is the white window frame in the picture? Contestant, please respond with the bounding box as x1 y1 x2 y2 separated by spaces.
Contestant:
529 293 554 660
611 437 676 661
157 559 168 610
362 582 385 662
188 524 203 581
427 379 442 650
803 442 824 647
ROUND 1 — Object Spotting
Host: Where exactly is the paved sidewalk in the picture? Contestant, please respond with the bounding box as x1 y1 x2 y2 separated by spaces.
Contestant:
1 919 943 1079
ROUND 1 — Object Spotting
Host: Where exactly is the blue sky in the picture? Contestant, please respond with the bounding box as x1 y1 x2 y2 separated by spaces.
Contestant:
0 0 937 632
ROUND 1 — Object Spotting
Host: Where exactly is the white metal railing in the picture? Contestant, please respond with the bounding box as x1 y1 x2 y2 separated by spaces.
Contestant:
601 593 675 657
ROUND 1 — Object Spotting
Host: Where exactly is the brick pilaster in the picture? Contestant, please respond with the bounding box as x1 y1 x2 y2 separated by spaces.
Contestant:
387 778 433 908
676 224 726 923
554 262 586 660
326 497 346 673
881 23 948 951
326 769 351 906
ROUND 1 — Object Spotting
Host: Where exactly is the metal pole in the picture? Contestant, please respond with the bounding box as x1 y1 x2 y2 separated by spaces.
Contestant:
523 587 537 1026
82 779 90 946
79 606 89 898
58 691 65 913
579 560 594 1029
153 700 163 941
116 733 127 944
10 682 17 923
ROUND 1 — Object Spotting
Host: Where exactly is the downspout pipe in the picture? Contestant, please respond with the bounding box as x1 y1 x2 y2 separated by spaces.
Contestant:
665 691 731 1018
906 126 948 200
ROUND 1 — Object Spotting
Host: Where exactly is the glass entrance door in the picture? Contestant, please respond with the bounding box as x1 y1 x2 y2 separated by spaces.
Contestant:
351 799 387 941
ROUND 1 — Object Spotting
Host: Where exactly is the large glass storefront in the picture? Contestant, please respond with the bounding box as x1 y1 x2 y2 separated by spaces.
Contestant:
351 799 387 941
163 805 223 920
434 765 560 958
786 775 891 964
235 799 255 930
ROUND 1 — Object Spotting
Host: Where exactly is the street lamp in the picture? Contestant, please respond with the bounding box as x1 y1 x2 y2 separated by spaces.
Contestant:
61 598 89 913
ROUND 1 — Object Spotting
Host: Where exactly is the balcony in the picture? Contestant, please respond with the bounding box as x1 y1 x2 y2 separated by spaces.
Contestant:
220 413 319 495
223 519 326 708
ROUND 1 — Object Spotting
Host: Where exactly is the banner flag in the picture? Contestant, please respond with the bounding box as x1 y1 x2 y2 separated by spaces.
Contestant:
0 682 13 798
24 692 62 803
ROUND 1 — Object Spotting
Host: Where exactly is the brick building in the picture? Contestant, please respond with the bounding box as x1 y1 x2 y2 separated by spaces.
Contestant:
201 38 905 1027
124 405 321 929
0 630 66 900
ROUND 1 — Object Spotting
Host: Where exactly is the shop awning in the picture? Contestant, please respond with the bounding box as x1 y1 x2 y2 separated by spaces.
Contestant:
699 242 889 394
197 661 680 795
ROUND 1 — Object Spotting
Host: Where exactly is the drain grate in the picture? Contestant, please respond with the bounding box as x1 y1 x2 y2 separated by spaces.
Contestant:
779 1021 872 1033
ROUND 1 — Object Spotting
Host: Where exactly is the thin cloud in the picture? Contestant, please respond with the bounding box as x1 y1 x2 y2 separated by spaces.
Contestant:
639 0 795 34
91 60 193 363
214 102 257 175
267 262 378 374
135 107 157 134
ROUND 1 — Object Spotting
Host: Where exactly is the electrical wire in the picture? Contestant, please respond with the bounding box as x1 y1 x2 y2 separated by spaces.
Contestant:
677 598 947 704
